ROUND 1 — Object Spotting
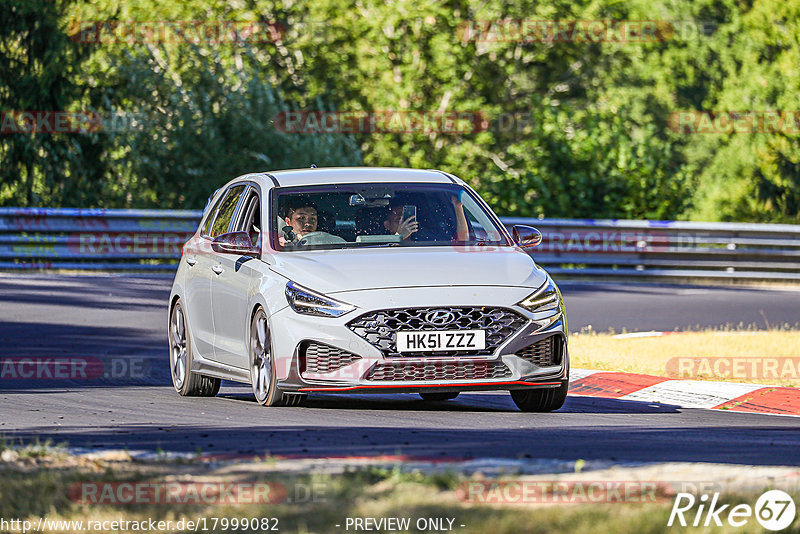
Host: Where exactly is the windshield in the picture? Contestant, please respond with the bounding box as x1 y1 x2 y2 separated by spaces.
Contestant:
272 183 510 251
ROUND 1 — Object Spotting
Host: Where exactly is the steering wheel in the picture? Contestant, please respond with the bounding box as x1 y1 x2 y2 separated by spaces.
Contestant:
296 232 347 246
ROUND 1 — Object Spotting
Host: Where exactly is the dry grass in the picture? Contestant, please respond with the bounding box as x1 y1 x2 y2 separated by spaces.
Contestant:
569 330 800 386
0 454 794 534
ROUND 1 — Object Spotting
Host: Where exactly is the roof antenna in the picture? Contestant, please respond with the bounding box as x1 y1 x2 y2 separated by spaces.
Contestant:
310 163 317 168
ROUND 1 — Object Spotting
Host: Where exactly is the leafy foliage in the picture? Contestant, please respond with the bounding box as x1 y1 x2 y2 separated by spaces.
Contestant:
104 46 361 208
0 0 797 222
0 0 107 207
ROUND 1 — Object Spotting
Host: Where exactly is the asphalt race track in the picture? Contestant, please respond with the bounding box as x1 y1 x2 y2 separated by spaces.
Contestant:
1 274 799 465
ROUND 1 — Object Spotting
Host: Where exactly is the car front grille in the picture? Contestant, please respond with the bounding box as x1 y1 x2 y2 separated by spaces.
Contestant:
366 360 512 382
301 342 361 374
515 335 562 367
347 306 528 357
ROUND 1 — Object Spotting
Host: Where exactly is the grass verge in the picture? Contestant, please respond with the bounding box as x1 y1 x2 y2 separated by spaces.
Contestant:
0 452 798 534
569 329 800 386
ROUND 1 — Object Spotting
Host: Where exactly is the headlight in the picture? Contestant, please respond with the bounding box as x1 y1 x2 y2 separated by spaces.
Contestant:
285 281 356 318
518 278 562 314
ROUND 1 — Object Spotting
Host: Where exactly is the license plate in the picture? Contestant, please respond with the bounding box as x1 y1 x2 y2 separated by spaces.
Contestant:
396 330 486 352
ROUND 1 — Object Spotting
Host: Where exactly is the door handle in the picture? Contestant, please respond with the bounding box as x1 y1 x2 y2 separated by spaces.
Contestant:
212 265 224 275
186 257 197 266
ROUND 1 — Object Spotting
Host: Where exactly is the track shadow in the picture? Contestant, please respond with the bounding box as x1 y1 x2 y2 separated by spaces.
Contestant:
4 418 799 466
218 391 682 415
0 322 169 389
0 277 170 311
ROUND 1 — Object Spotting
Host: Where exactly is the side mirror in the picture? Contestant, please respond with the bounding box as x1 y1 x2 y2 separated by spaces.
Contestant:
211 231 259 256
512 225 543 250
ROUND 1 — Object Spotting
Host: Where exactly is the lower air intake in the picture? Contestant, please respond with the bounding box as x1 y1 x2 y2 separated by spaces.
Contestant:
515 335 562 367
302 342 361 374
366 360 512 381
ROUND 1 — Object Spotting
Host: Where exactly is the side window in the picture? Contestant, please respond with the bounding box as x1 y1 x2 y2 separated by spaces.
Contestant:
461 192 503 242
201 192 224 236
209 185 246 238
234 189 262 248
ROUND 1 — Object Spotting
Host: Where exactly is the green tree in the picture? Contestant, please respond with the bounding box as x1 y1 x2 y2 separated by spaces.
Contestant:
0 0 109 207
106 46 362 208
685 0 800 222
4 0 799 222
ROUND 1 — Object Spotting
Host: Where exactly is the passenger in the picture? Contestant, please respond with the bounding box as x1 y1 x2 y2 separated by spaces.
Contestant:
383 204 419 240
383 196 469 242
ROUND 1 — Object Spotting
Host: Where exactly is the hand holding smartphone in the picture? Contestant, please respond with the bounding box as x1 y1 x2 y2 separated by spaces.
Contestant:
396 205 418 239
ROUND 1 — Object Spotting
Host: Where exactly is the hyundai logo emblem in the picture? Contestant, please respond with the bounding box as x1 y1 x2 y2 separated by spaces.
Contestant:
424 309 455 326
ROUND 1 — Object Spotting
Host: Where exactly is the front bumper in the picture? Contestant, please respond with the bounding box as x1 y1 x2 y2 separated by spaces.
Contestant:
270 285 568 393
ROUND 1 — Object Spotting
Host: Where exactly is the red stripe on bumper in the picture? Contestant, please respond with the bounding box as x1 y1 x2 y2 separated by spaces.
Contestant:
298 380 561 392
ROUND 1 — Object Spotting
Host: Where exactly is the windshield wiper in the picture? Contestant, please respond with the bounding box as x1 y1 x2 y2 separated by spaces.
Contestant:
360 242 400 248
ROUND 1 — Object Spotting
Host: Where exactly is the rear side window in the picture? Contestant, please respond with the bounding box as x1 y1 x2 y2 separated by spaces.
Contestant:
209 185 246 237
201 192 225 236
233 188 262 250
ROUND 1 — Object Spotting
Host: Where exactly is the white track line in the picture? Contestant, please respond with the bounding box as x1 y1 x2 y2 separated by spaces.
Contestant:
620 380 765 409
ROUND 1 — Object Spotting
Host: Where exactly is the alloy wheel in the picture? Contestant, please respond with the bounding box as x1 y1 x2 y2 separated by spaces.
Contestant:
250 310 271 403
170 303 187 389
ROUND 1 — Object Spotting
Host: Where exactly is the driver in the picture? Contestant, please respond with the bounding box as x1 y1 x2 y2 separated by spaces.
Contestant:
283 197 318 241
280 197 345 247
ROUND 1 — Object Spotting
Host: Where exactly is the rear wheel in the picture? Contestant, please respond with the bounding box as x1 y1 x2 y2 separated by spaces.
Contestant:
250 308 305 407
169 299 220 397
510 381 568 412
419 392 459 401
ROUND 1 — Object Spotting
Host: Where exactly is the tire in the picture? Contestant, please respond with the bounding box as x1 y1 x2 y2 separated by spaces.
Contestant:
249 308 305 407
510 381 568 412
169 299 221 397
419 392 459 401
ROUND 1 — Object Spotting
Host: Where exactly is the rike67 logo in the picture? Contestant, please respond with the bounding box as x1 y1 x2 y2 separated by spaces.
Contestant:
668 490 796 531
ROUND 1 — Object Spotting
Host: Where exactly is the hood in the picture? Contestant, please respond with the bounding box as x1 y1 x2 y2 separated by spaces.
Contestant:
267 246 547 294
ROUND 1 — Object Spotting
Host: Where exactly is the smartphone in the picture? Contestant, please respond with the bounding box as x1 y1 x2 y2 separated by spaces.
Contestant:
402 204 416 221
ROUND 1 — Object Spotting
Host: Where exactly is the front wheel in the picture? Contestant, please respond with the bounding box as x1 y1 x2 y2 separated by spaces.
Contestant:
510 381 568 412
249 308 304 407
169 299 220 397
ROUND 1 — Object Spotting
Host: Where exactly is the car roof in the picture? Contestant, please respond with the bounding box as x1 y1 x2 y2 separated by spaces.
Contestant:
252 167 458 188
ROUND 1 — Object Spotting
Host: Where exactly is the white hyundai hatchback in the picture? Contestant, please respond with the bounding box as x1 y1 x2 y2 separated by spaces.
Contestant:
168 167 568 411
